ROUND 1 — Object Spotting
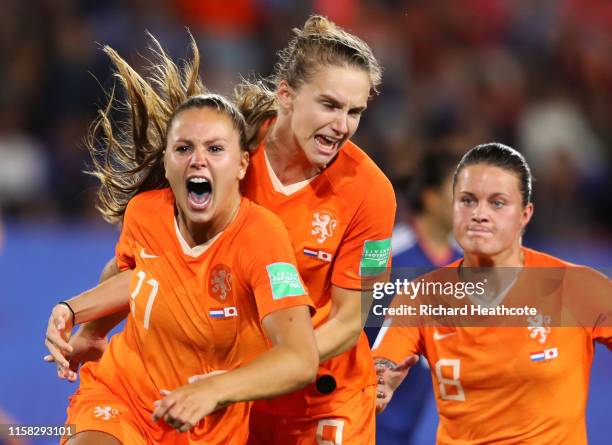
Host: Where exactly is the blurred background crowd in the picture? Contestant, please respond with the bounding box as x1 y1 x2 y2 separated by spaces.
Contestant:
1 0 611 251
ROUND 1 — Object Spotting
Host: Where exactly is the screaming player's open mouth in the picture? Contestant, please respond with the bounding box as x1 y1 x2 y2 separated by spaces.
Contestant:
186 176 212 210
315 134 341 155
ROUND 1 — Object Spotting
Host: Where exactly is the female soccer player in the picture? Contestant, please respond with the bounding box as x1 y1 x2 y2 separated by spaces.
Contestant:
44 40 318 445
236 15 395 445
373 143 611 444
47 16 396 444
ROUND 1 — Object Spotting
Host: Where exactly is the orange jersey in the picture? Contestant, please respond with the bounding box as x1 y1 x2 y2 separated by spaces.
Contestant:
80 189 313 444
241 139 396 416
373 247 612 444
247 386 376 445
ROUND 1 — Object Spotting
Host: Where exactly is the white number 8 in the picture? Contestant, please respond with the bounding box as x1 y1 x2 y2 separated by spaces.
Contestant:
130 270 159 329
435 358 465 401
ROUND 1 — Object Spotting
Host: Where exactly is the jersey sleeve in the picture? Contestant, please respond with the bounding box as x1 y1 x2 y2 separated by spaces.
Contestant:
241 213 315 322
372 323 422 365
564 266 612 350
115 197 139 271
331 177 396 290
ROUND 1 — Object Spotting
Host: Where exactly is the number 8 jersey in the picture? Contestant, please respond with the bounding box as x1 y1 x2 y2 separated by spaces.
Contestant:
373 248 612 445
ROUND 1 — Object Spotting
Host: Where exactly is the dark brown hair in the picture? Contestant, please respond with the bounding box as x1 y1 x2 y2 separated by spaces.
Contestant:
453 142 533 206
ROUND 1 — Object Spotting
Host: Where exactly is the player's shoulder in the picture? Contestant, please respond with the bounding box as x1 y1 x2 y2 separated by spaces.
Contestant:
524 247 610 288
238 198 289 236
231 199 296 275
523 247 576 267
330 140 394 196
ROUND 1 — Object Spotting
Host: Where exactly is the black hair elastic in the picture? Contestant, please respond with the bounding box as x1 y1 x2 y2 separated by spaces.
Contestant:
58 301 76 326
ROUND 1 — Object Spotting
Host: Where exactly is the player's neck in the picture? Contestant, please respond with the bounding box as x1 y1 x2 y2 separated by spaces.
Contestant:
177 195 241 247
460 246 523 305
264 120 323 185
463 244 524 268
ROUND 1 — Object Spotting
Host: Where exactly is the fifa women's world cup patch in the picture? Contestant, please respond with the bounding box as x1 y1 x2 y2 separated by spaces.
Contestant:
266 262 306 299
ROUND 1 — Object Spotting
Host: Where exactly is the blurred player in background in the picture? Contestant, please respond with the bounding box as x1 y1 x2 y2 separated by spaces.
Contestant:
46 15 395 444
373 143 611 444
369 150 462 445
391 150 462 271
44 38 318 444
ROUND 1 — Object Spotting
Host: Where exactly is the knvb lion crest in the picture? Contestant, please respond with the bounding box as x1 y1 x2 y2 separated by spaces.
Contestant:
527 314 552 344
93 406 119 421
209 264 233 303
311 210 338 244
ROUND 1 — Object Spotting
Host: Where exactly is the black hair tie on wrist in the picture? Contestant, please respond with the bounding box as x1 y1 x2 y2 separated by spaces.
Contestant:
58 301 76 326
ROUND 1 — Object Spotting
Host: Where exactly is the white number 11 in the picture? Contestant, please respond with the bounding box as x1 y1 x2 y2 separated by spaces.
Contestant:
130 270 159 329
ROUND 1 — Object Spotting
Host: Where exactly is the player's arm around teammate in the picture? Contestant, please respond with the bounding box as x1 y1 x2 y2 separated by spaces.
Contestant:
152 305 318 432
314 287 369 362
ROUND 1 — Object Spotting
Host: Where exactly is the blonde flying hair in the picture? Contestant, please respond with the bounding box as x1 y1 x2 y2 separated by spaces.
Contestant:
87 34 246 224
235 15 382 148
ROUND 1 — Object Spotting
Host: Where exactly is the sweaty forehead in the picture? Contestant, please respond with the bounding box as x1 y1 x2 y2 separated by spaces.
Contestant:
456 164 521 196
